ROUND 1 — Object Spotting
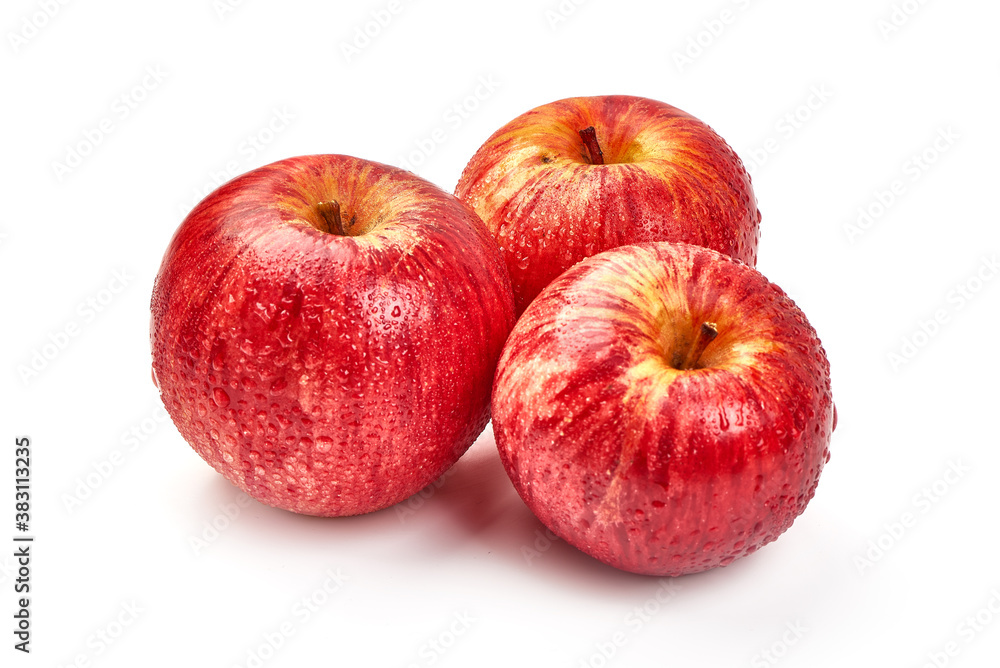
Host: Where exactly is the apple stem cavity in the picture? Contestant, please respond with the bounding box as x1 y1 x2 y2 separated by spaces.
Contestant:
678 322 718 370
316 200 346 236
579 126 605 165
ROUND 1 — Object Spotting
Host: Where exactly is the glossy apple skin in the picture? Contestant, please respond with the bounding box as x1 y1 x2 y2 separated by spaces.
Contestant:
492 243 834 576
456 95 760 316
151 155 515 517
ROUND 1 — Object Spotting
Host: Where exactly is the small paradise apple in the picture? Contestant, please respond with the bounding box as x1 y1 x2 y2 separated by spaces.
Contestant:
456 95 761 315
492 242 835 576
151 154 515 517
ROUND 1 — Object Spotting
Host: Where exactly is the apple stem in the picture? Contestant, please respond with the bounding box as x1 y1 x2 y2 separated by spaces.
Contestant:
679 322 718 370
579 126 605 165
316 200 345 235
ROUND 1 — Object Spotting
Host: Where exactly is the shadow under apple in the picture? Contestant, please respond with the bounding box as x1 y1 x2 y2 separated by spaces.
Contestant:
175 425 784 600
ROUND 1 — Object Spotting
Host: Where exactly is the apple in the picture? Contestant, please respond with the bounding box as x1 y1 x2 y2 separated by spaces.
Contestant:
491 242 835 576
151 154 515 517
456 94 761 316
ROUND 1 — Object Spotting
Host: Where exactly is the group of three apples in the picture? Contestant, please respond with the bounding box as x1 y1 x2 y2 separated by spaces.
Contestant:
151 95 835 576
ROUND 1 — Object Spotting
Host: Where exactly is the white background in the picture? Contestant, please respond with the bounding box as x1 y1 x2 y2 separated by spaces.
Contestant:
2 0 999 666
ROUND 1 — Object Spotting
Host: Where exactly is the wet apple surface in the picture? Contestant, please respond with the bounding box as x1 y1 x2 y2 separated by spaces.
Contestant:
492 242 835 576
456 95 761 315
151 155 515 516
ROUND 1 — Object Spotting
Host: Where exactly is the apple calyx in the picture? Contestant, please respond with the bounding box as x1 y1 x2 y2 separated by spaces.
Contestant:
676 322 718 370
315 200 346 236
578 126 605 165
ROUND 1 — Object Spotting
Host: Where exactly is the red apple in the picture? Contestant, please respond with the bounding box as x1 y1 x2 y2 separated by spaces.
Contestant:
492 242 835 576
151 154 515 517
456 94 761 316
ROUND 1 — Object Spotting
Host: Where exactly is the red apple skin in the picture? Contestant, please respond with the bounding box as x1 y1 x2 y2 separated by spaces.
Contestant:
455 95 760 316
151 155 515 517
492 243 835 576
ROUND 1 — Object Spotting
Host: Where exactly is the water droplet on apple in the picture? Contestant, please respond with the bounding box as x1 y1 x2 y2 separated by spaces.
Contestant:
213 387 231 407
315 436 333 453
